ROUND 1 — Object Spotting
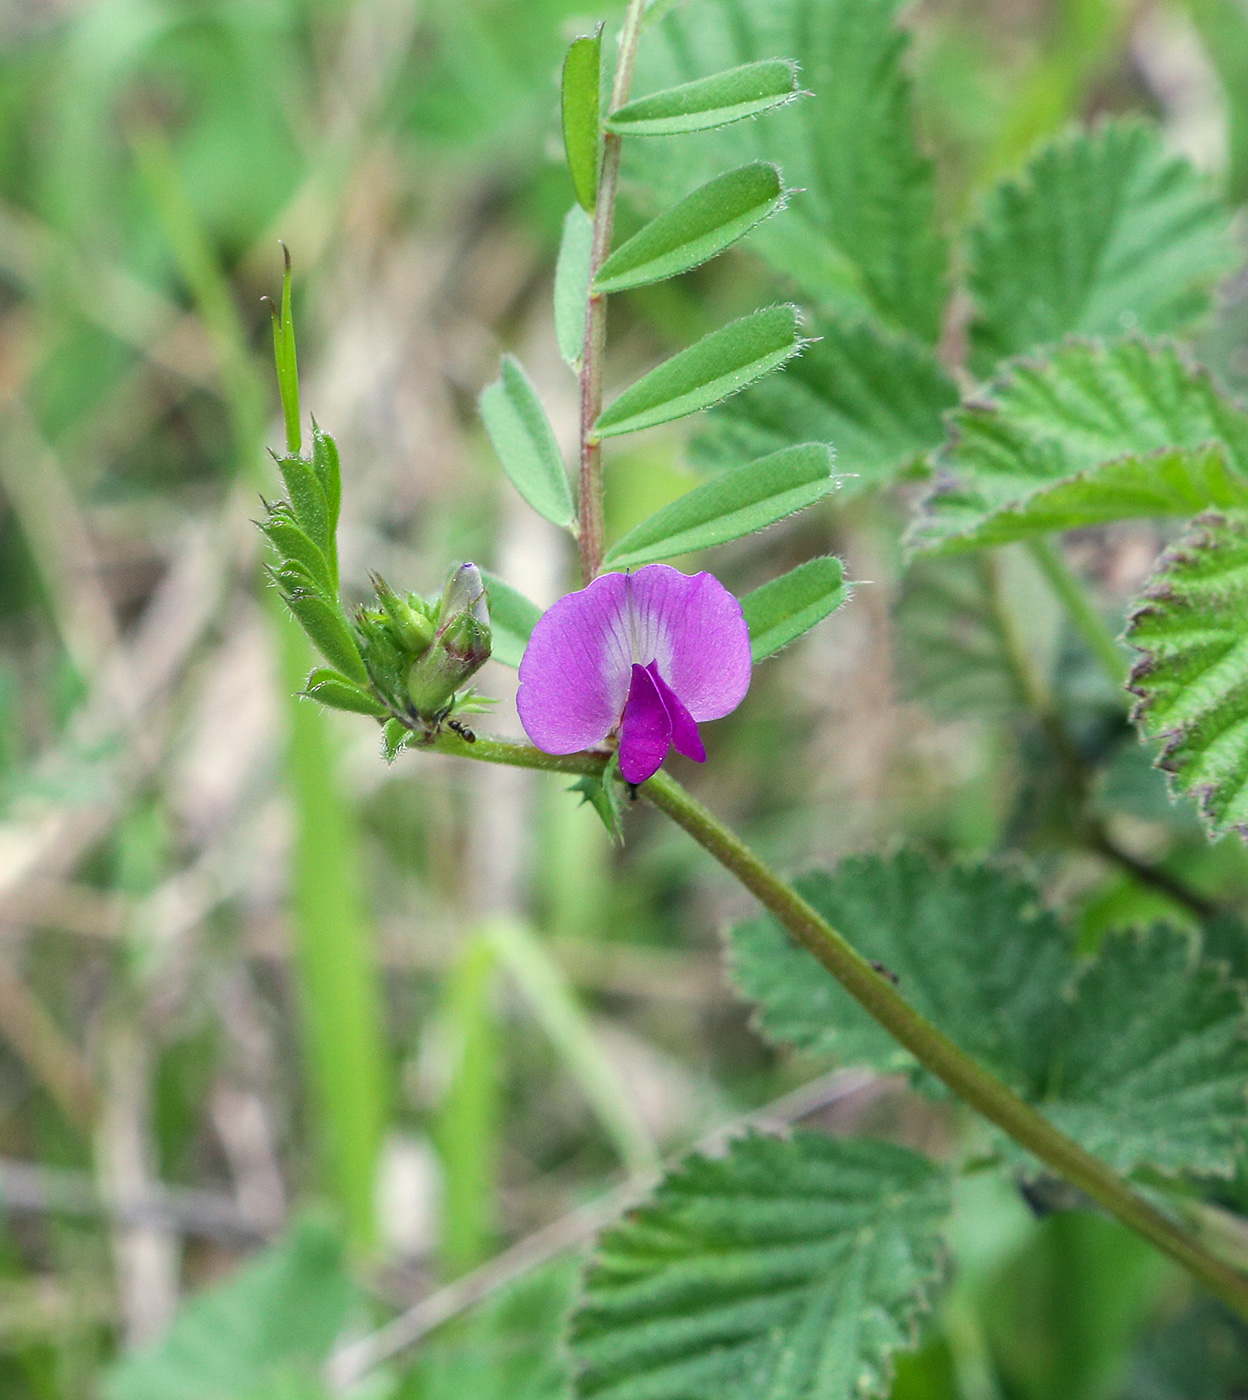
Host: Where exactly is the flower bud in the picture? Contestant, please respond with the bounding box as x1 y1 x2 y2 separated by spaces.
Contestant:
372 574 436 655
407 563 492 718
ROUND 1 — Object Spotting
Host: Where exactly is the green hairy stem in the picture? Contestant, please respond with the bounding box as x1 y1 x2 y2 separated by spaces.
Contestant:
426 729 1248 1320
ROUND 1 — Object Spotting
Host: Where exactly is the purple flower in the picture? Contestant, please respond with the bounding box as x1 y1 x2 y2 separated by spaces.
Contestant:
517 564 751 784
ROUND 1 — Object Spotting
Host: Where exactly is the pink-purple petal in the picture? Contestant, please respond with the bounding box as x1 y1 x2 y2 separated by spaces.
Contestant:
648 662 705 763
516 572 633 754
619 662 673 784
623 566 751 720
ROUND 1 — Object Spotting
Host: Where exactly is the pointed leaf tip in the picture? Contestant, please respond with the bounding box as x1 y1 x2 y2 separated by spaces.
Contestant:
594 304 804 439
606 58 803 136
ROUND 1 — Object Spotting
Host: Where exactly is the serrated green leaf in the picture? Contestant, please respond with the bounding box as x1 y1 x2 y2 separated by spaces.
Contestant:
570 1133 949 1400
480 569 543 669
595 305 802 439
625 0 948 340
729 851 1248 1174
740 556 848 661
278 454 330 555
1044 925 1248 1175
594 162 785 294
910 338 1248 555
303 669 387 718
555 204 594 371
480 357 577 530
261 518 335 597
968 121 1236 374
603 444 837 568
103 1218 351 1400
695 315 958 495
1127 511 1248 838
605 58 802 136
283 594 369 686
563 32 602 212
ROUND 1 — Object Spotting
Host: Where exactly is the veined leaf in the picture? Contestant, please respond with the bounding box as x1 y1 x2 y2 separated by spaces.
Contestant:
594 304 803 438
696 315 957 495
910 338 1248 554
730 851 1248 1174
303 669 387 718
480 357 577 530
555 205 594 371
968 121 1236 374
1127 511 1248 838
593 163 785 293
563 31 602 212
603 444 838 568
570 1133 949 1400
481 569 542 669
283 594 368 686
625 0 948 341
741 557 848 661
605 58 802 136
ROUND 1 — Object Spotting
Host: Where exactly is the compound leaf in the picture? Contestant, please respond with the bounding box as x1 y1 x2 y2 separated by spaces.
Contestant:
741 556 848 661
1127 511 1248 838
595 304 803 438
696 315 957 496
603 443 838 567
606 58 802 136
968 121 1236 374
626 0 948 341
480 356 577 530
910 338 1248 555
594 162 785 293
570 1133 949 1400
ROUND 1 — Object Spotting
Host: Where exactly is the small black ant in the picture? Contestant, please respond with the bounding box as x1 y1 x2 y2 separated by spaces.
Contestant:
447 718 476 743
870 960 900 985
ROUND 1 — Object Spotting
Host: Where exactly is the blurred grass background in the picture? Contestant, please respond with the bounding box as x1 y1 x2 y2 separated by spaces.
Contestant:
0 0 1246 1395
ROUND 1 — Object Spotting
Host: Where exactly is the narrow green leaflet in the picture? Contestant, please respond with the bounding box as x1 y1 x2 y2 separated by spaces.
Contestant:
283 593 369 686
593 163 785 294
729 851 1248 1174
481 569 542 668
563 31 602 212
555 204 594 371
480 356 577 530
1126 512 1248 838
967 121 1236 373
603 444 838 568
570 1133 949 1400
910 338 1248 555
103 1219 351 1400
625 0 948 341
695 316 957 495
741 556 848 661
594 304 803 438
605 58 802 136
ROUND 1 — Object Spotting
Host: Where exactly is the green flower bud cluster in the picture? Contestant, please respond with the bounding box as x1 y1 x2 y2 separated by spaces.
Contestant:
356 564 493 724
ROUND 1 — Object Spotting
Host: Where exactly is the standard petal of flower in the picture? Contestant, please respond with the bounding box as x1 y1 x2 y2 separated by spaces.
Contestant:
626 566 751 720
517 572 633 753
648 662 705 763
619 662 673 784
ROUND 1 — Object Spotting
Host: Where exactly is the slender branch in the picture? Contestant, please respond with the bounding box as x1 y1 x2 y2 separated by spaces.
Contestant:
418 731 1248 1321
577 0 649 582
1028 537 1129 688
